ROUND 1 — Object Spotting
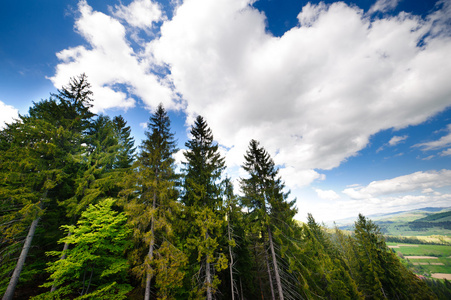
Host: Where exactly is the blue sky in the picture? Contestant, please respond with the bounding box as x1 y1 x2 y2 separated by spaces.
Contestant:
1 0 450 223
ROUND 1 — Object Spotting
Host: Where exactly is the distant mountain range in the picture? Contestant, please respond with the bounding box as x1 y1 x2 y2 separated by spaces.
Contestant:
332 207 451 237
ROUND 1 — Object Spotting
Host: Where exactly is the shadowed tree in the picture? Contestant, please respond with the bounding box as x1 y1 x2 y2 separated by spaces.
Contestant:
1 74 95 300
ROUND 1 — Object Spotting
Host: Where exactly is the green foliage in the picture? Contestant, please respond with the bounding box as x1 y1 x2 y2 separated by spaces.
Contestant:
112 115 136 169
181 115 227 298
353 214 435 299
416 211 451 222
61 114 128 219
2 75 448 300
35 198 131 299
120 104 185 299
239 139 299 298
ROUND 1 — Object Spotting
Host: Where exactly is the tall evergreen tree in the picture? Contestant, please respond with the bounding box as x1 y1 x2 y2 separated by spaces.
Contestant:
182 115 227 300
112 115 135 170
121 104 185 300
240 139 297 300
301 214 361 299
352 214 434 300
62 115 122 219
1 74 95 299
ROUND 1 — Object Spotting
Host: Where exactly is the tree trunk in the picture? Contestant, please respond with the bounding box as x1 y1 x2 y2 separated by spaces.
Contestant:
144 190 157 300
265 246 276 300
268 226 284 300
51 230 72 292
240 278 244 300
2 216 40 300
206 228 212 300
227 213 235 300
261 230 275 300
253 244 264 300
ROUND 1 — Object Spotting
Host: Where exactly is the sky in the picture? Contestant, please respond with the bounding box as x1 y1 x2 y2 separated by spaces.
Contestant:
1 0 451 224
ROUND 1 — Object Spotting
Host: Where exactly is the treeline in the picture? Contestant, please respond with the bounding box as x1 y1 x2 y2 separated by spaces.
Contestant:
0 75 447 299
416 211 451 222
408 221 451 231
384 235 450 246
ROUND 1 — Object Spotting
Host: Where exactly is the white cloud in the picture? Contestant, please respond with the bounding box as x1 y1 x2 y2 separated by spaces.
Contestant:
279 167 325 189
388 135 408 146
299 190 451 223
151 0 451 190
414 124 451 151
297 2 328 27
54 0 451 192
112 0 163 30
343 169 451 199
377 134 408 152
422 188 434 194
0 100 19 129
441 148 451 156
315 188 340 200
50 0 178 113
369 0 401 14
422 155 435 160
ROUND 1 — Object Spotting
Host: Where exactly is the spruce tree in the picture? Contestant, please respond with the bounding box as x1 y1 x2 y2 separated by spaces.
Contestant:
182 115 227 300
302 214 361 299
1 74 95 299
353 214 434 299
121 104 185 300
112 115 135 170
62 115 121 219
240 139 297 300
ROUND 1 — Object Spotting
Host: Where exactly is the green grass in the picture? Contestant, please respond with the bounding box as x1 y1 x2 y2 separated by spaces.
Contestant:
394 244 451 257
390 243 451 277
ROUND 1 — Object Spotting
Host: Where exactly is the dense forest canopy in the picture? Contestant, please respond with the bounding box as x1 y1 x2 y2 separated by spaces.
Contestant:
1 75 450 299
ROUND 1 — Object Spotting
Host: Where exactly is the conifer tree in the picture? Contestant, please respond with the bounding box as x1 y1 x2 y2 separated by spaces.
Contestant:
121 104 185 300
182 115 227 300
62 115 121 219
301 214 361 299
1 75 96 299
240 139 297 300
353 214 434 299
112 115 135 170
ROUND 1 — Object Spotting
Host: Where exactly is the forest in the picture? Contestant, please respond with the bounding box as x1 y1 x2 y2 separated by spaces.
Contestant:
1 74 450 299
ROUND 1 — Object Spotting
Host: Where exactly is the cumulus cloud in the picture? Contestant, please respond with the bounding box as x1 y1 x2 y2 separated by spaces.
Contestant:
300 189 451 222
369 0 401 14
280 167 325 189
112 0 164 30
347 193 451 216
342 169 451 199
315 188 340 200
0 100 19 129
414 124 451 151
151 0 451 189
50 0 178 113
54 0 451 192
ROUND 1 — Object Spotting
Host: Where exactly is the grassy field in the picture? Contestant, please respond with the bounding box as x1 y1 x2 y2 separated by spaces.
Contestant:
388 243 451 278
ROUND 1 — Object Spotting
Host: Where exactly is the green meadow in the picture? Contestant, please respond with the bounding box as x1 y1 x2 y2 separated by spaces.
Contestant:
388 243 451 278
